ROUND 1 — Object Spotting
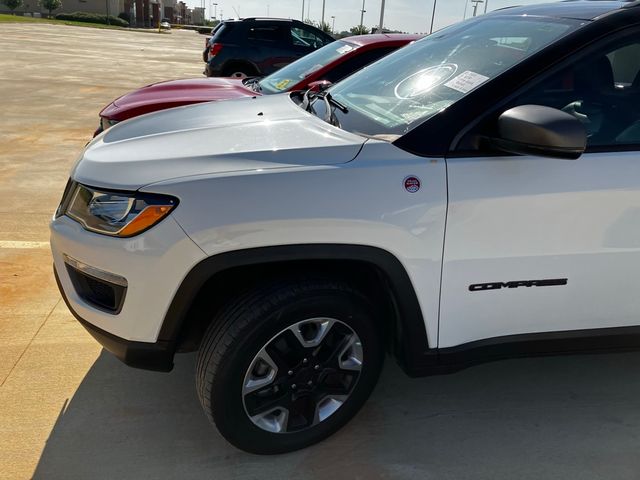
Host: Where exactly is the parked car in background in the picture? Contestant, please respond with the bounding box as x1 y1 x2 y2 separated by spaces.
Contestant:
203 18 335 78
160 18 171 30
95 34 420 135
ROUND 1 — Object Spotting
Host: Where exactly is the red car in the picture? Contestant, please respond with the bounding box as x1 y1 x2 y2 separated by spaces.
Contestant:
96 34 421 135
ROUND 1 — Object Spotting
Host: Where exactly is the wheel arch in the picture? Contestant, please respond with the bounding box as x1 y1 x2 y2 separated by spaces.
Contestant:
159 244 432 375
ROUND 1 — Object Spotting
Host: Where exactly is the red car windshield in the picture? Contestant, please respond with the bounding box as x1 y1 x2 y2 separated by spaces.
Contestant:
259 40 359 94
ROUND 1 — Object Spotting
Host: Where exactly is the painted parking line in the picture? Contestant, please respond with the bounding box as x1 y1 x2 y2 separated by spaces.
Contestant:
0 241 50 249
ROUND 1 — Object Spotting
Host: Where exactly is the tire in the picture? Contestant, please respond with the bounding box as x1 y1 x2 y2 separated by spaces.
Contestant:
196 278 384 454
221 64 255 78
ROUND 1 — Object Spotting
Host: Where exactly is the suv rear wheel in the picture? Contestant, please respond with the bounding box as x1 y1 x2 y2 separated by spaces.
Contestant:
221 63 258 78
195 279 384 454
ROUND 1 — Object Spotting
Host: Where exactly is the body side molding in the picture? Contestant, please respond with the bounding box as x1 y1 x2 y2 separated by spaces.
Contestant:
425 325 640 375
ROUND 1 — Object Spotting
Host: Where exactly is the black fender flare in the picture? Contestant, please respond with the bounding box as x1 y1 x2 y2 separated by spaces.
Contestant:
158 244 433 374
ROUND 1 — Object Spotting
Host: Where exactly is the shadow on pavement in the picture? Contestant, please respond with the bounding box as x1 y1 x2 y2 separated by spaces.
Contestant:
33 350 640 480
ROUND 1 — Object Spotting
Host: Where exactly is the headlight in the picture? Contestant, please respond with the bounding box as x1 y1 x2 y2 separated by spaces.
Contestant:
100 117 119 132
64 184 177 237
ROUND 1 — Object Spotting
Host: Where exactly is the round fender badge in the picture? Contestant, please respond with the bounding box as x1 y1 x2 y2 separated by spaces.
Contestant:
403 176 421 193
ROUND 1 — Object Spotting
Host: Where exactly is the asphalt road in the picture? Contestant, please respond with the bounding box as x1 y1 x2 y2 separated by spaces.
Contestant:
2 23 640 480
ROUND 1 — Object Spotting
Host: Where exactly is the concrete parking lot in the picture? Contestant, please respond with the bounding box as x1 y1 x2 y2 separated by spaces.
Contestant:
2 23 640 480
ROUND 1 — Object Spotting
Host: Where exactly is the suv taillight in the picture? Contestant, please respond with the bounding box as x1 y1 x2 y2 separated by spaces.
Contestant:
209 43 223 57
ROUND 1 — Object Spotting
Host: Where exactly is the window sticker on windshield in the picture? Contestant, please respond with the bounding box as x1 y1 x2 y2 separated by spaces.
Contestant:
336 44 354 55
274 79 292 90
444 71 490 94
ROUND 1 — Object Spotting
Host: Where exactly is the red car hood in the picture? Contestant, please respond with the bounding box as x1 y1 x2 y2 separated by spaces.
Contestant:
100 77 256 121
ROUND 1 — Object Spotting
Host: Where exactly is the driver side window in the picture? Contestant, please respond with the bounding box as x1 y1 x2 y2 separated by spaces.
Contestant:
507 39 640 149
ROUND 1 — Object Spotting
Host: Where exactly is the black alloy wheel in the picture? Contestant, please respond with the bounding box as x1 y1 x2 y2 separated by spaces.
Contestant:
242 317 363 433
196 279 384 454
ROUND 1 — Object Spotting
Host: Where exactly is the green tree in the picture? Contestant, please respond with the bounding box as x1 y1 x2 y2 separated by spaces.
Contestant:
41 0 61 18
317 21 331 33
349 25 370 35
2 0 23 13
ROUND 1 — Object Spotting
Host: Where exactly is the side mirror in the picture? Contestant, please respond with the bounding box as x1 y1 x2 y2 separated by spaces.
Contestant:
492 105 587 160
307 80 332 93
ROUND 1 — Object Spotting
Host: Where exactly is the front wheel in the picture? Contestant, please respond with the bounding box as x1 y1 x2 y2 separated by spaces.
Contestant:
195 279 384 454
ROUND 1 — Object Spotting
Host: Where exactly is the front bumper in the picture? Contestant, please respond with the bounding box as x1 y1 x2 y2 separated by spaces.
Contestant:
55 266 174 371
50 213 206 369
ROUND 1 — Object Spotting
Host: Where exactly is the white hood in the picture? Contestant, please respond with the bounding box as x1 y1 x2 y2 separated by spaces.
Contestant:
73 94 366 190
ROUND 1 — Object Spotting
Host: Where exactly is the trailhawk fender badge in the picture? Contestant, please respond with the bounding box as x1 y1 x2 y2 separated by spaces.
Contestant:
469 278 568 292
403 176 421 193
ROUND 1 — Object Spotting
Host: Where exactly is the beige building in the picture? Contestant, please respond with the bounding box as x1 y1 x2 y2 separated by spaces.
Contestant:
191 6 204 25
5 0 121 18
3 0 172 26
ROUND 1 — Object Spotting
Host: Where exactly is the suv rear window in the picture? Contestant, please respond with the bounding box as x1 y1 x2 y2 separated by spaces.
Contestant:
211 22 234 41
248 25 287 43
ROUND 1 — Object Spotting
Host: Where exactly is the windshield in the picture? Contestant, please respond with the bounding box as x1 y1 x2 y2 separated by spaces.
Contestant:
320 16 583 137
259 40 359 94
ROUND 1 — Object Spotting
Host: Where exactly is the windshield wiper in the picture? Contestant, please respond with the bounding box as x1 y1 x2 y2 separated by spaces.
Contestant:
300 88 314 111
300 89 348 127
321 92 345 127
243 77 262 93
324 92 348 114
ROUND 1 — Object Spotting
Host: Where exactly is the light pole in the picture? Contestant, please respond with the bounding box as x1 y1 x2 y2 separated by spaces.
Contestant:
301 0 304 20
429 0 437 33
484 0 489 14
359 0 365 32
267 4 270 15
378 0 385 33
471 0 483 17
307 0 311 20
321 0 325 27
331 15 335 33
463 0 468 19
212 2 217 21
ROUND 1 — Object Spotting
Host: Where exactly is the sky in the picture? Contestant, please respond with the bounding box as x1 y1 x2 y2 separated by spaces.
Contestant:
189 0 556 34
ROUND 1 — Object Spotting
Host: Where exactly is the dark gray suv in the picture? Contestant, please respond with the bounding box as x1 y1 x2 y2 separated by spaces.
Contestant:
203 18 334 78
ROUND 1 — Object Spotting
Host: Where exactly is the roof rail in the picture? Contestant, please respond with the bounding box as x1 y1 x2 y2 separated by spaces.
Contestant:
241 17 300 22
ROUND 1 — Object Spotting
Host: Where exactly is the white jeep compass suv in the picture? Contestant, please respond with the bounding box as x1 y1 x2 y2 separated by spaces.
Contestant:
52 1 640 453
